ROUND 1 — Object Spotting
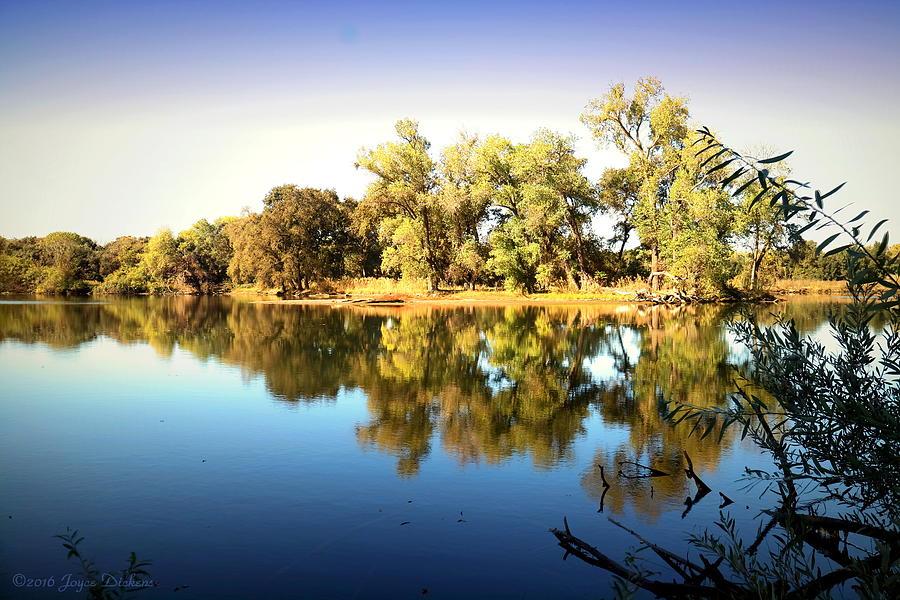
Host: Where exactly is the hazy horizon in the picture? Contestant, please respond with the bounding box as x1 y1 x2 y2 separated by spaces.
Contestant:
2 0 899 243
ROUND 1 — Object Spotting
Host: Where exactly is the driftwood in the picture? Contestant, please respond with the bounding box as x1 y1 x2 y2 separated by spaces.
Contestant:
597 464 612 489
551 517 737 599
552 511 899 599
680 451 713 518
596 464 612 513
342 296 407 306
683 451 711 494
633 288 780 305
618 461 671 479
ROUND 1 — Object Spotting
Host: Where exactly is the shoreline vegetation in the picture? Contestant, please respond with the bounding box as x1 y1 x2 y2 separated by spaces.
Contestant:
231 277 847 306
0 78 874 303
542 126 900 596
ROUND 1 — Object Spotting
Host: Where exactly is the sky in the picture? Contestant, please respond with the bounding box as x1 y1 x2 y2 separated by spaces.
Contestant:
1 0 899 243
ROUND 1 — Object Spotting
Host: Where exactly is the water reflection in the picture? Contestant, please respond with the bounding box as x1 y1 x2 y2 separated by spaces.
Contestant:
0 296 839 510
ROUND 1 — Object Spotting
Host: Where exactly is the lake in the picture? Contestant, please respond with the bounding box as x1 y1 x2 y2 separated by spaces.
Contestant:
0 296 840 599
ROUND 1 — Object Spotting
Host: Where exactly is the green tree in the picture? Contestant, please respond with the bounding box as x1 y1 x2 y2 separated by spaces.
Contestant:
516 130 598 286
36 232 99 294
0 236 44 293
732 151 794 290
177 218 234 293
357 119 447 290
581 77 690 289
141 228 180 293
225 186 351 293
440 133 491 289
597 166 641 261
476 132 597 291
98 236 148 279
659 139 736 295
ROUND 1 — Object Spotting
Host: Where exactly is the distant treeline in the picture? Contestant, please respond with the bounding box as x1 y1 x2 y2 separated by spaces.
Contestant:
0 77 867 296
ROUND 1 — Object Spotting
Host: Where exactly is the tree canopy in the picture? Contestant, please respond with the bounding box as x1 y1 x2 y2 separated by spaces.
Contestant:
0 77 857 297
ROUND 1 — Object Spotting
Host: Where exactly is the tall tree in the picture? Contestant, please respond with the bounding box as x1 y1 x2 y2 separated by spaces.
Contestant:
597 166 641 259
440 133 490 288
177 218 234 293
141 228 180 292
36 232 99 293
514 130 598 286
581 77 689 289
99 236 148 279
225 186 351 293
731 152 794 290
356 119 446 290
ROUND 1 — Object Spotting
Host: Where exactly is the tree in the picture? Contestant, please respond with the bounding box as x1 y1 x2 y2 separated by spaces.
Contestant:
658 136 737 295
0 236 44 293
225 186 352 294
486 217 544 292
476 132 597 291
597 166 641 260
440 133 491 289
513 130 598 287
98 236 148 279
343 198 383 278
581 77 690 289
732 150 794 290
357 119 447 290
177 218 234 293
36 232 99 294
141 228 180 293
94 236 151 294
553 129 900 598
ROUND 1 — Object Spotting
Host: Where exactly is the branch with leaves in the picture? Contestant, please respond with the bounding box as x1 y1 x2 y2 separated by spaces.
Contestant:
693 127 900 310
552 129 900 598
55 528 154 600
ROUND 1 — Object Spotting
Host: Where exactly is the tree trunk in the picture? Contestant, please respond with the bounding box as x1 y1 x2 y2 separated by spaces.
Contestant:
566 211 590 289
750 250 765 291
617 229 630 260
649 244 661 290
421 209 439 292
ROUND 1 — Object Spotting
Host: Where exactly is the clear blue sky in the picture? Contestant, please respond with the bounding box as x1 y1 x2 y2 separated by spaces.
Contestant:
1 0 898 242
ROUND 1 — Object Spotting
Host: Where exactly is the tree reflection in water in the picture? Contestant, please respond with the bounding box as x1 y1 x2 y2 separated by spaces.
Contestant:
0 296 841 517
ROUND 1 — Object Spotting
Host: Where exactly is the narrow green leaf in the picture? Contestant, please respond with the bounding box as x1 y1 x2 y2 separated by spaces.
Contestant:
848 210 869 223
818 182 846 201
867 219 888 242
769 190 787 207
707 158 736 176
695 143 720 157
823 244 850 257
721 167 747 186
749 187 768 209
758 151 793 164
795 219 820 237
784 179 810 188
700 148 729 169
732 178 756 197
817 233 841 253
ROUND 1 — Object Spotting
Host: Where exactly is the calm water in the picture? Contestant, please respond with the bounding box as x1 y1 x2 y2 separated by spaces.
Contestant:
0 297 839 599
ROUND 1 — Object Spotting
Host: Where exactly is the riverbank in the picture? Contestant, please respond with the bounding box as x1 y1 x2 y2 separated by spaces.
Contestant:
245 287 845 308
230 277 848 302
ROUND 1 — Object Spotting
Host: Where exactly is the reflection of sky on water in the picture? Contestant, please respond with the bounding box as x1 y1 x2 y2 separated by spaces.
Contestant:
0 297 850 599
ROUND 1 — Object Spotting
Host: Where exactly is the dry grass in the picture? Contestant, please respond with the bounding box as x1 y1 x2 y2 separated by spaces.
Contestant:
231 277 850 303
315 277 432 295
311 277 648 302
773 279 848 295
